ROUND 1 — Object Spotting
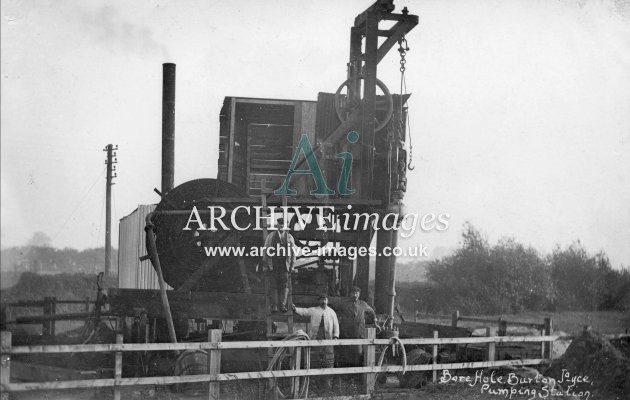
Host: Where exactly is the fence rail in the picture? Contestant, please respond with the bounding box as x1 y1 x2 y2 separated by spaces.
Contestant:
1 328 558 399
6 335 561 354
414 310 550 334
4 297 96 338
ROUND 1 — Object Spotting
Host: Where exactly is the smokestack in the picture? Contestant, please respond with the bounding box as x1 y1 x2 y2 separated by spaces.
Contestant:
161 63 176 194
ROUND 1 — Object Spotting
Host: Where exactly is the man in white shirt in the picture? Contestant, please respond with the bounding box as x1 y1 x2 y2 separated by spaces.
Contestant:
292 293 339 388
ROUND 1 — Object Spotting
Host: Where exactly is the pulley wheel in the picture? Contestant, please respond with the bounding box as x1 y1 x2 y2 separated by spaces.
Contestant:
334 76 394 132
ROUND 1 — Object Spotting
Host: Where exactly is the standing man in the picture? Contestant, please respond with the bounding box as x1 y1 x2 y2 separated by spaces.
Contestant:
263 217 296 313
292 293 339 388
337 286 377 366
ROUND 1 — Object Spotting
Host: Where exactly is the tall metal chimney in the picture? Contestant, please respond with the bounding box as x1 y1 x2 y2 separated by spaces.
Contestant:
161 63 176 194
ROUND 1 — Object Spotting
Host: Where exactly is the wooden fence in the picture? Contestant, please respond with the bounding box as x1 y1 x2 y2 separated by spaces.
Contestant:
415 310 552 337
4 298 96 338
0 328 560 400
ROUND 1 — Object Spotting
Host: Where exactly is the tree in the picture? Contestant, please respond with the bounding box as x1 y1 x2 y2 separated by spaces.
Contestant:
27 232 52 248
425 223 552 314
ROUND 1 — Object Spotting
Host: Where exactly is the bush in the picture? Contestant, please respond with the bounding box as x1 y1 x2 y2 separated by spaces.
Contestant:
406 223 629 314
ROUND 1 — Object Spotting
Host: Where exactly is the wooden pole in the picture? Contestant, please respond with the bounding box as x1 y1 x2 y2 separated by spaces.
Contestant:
104 144 118 276
432 330 438 383
114 334 122 400
145 222 177 344
498 318 507 336
1 331 11 398
42 298 49 338
208 329 222 400
291 346 301 398
486 327 497 361
362 327 376 395
451 310 459 328
50 298 56 338
543 318 553 360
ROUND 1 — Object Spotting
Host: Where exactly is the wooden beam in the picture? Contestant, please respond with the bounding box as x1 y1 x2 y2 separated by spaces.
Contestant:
1 331 10 396
6 335 563 355
227 97 236 182
362 327 376 395
432 331 438 383
486 327 497 362
5 359 549 391
376 16 418 65
362 11 379 197
114 334 122 400
208 329 222 400
354 0 395 28
543 317 553 360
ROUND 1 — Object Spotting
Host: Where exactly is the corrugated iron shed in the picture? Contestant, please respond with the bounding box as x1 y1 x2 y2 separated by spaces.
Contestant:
118 204 171 290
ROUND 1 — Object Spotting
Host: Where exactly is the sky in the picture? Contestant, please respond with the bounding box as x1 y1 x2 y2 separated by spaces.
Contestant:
1 0 629 268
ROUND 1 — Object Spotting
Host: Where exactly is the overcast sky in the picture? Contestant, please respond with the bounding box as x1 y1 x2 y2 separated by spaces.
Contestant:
2 0 629 268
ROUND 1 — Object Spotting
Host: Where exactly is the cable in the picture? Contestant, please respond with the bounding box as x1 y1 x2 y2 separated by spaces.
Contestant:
54 166 106 239
267 330 311 399
377 336 408 375
402 71 415 171
95 185 106 248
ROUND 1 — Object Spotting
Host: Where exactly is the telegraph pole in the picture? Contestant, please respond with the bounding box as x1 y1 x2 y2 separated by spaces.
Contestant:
103 144 118 275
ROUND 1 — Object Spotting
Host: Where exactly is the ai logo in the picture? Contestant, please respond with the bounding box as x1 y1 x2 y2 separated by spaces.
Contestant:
274 131 359 196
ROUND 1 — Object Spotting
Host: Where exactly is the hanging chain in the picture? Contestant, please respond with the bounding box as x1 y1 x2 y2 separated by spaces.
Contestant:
398 37 414 171
398 37 408 74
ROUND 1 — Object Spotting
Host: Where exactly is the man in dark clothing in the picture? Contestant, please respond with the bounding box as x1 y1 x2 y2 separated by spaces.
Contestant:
336 286 377 366
263 218 296 313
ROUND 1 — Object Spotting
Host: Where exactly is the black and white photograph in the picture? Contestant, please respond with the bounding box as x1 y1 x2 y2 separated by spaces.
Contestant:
1 1 629 399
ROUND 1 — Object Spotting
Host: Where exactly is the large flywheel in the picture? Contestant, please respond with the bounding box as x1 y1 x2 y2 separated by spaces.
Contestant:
149 178 256 292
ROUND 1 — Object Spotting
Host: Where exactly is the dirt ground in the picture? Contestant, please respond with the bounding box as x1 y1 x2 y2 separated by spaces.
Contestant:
4 380 586 400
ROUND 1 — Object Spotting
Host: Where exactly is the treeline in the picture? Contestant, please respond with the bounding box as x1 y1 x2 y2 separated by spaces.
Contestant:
1 272 118 303
1 246 117 275
397 223 630 315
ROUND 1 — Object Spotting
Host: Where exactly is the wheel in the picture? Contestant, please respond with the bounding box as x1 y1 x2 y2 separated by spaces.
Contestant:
333 76 394 132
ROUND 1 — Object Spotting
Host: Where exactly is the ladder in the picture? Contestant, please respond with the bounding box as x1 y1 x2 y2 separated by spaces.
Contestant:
260 180 301 399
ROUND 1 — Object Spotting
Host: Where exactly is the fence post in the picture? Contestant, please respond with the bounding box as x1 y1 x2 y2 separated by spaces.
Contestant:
42 297 51 338
451 310 459 328
208 329 222 400
498 318 507 336
291 344 301 398
432 330 438 383
543 318 553 360
1 331 11 398
362 327 376 395
486 327 496 361
114 334 123 400
50 298 57 338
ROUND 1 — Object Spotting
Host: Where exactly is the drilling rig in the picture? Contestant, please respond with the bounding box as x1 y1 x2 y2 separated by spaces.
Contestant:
108 0 421 385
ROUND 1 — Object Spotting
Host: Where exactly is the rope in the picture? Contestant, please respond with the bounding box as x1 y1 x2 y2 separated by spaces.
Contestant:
267 330 311 399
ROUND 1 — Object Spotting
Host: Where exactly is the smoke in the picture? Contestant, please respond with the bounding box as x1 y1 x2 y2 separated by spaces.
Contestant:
80 5 171 59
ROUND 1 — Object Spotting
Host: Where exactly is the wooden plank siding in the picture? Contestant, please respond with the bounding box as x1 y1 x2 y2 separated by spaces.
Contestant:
217 97 319 197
